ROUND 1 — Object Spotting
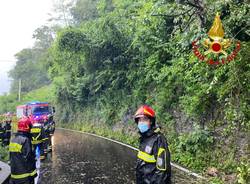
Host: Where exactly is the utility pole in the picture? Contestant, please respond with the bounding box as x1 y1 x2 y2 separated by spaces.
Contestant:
18 79 21 101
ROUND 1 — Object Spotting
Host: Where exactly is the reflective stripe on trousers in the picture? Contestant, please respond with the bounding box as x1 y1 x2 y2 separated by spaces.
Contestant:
11 169 37 179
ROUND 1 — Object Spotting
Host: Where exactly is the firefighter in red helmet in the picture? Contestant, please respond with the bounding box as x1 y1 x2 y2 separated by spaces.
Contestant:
9 117 37 184
134 105 171 184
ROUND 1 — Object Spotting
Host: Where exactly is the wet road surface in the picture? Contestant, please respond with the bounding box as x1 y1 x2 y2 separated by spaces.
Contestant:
39 129 204 184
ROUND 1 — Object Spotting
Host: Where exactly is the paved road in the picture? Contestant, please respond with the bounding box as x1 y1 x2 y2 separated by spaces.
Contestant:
39 129 202 184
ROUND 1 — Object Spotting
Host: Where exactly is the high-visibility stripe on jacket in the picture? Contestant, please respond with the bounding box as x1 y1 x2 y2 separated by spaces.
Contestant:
137 151 156 163
9 132 37 182
9 142 22 152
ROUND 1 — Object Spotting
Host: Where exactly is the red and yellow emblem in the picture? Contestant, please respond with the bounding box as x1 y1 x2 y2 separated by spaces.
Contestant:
192 13 241 65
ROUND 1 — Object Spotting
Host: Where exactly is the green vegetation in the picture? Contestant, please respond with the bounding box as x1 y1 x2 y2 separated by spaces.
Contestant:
0 85 54 114
171 128 214 171
0 146 9 162
1 0 249 183
237 162 250 184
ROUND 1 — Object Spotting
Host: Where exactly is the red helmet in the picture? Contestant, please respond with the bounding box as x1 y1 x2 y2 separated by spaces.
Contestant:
134 105 156 125
18 117 31 132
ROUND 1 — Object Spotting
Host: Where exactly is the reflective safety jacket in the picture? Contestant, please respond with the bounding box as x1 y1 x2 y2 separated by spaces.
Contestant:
30 123 47 145
136 128 171 184
2 122 11 146
9 131 37 183
4 121 11 138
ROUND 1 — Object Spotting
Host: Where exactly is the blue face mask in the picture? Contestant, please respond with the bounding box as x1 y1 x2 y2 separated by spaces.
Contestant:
138 122 149 133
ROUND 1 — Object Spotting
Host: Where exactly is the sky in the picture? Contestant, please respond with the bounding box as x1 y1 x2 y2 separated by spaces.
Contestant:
0 0 54 95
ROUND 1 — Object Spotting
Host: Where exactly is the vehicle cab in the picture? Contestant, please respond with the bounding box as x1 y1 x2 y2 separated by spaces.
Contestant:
16 101 55 125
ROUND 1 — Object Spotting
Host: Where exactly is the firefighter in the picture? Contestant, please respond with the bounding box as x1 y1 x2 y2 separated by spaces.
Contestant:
42 121 51 154
47 120 55 152
0 121 4 146
134 105 171 184
30 120 48 160
2 121 11 146
9 117 37 184
3 113 12 146
49 120 55 136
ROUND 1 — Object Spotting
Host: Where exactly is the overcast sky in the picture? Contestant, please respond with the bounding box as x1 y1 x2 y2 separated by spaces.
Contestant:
0 0 54 95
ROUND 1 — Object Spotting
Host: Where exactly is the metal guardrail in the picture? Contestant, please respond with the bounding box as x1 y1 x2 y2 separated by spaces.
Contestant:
0 161 10 184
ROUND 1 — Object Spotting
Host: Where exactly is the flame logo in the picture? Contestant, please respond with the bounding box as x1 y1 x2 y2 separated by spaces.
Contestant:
203 13 231 56
208 12 225 40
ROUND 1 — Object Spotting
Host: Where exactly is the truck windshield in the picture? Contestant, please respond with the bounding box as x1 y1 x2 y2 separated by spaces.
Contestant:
32 106 50 114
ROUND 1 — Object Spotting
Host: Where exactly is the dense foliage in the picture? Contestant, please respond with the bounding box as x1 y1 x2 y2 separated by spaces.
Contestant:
2 0 249 183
